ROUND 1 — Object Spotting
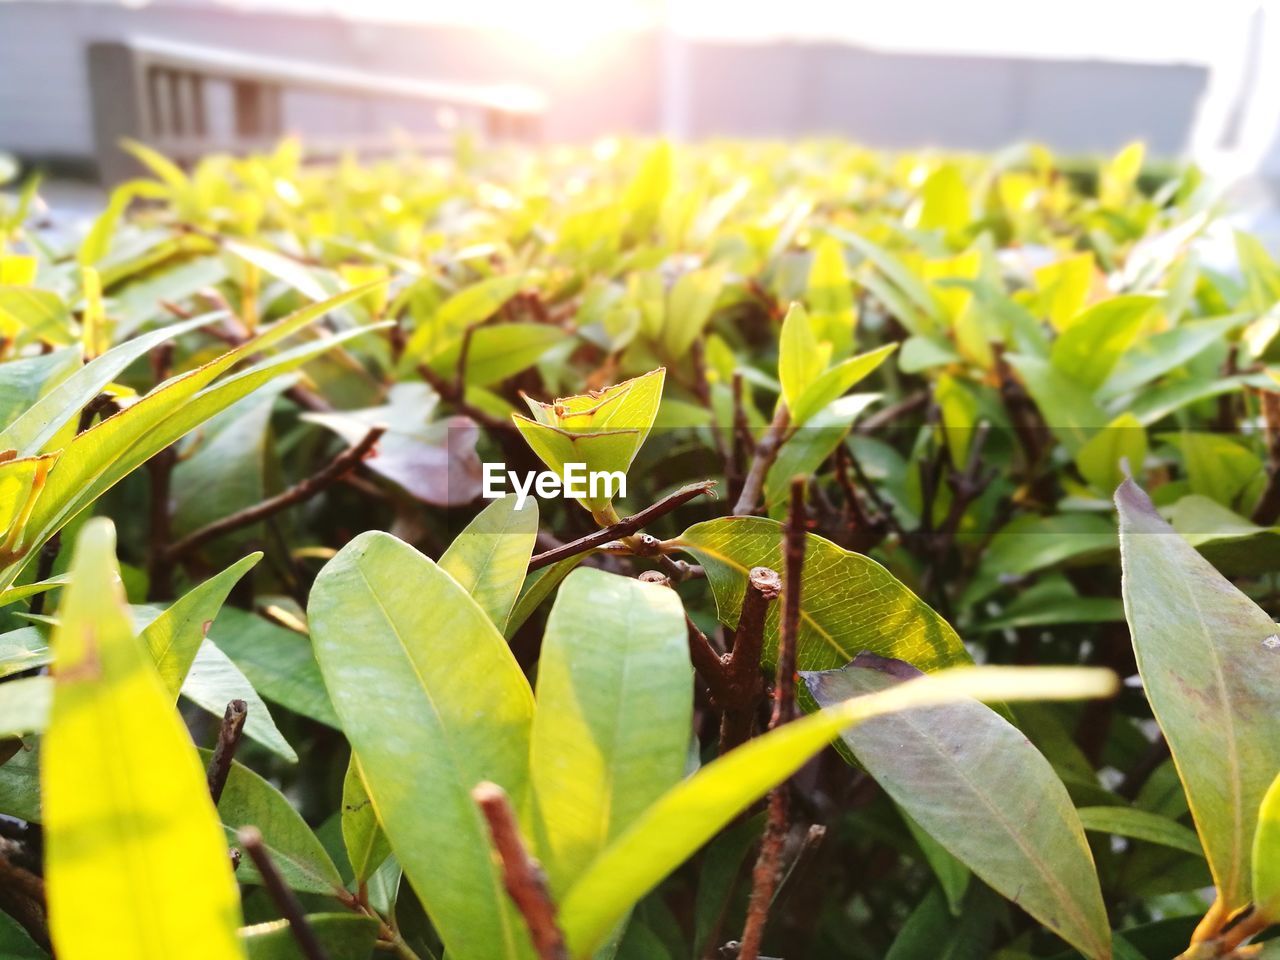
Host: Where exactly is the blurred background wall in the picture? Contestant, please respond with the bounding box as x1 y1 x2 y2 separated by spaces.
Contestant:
0 0 1271 187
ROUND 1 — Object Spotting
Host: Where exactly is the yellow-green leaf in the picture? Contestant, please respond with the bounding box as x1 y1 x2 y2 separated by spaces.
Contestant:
558 664 1118 957
42 519 244 959
530 568 691 893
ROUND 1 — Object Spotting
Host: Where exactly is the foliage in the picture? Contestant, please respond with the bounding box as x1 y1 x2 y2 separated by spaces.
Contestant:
0 135 1276 959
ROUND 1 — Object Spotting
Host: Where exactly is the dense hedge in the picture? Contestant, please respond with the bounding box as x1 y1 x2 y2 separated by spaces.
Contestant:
0 137 1277 960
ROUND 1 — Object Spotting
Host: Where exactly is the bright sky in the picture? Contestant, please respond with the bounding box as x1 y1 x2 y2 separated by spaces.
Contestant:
208 0 1261 64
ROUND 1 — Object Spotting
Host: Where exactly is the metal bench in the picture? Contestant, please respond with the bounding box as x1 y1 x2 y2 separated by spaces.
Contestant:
87 37 546 183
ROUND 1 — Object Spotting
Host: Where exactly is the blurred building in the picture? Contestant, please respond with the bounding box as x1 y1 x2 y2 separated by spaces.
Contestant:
0 0 1261 183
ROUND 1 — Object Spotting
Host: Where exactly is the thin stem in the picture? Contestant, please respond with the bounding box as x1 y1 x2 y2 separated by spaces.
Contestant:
719 566 782 754
239 826 330 960
738 479 806 960
0 842 49 952
206 699 247 805
27 532 60 617
528 480 717 572
1253 389 1280 525
733 405 790 516
165 427 384 562
472 782 568 960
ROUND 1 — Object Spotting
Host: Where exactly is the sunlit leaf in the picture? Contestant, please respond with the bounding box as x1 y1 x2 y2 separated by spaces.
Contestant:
42 519 244 959
309 531 536 960
531 568 691 892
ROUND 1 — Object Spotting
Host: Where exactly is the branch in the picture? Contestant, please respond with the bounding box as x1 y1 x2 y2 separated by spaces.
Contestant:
1253 389 1280 525
239 826 330 960
165 427 384 562
738 479 806 960
27 533 60 618
853 390 928 436
733 405 790 516
719 567 781 754
472 782 568 960
0 842 48 953
528 480 717 572
206 699 247 805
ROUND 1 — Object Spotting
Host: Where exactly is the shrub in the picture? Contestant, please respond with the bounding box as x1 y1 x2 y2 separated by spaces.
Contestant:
0 137 1276 959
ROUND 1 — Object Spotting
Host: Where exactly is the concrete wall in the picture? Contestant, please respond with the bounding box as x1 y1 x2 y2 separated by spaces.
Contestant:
0 0 1209 174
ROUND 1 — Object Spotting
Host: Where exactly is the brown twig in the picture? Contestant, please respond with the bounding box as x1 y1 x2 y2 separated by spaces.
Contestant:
239 826 329 960
416 363 515 434
853 390 928 436
639 571 734 704
1252 389 1280 525
738 479 807 960
734 405 791 516
27 533 60 618
0 842 49 952
719 567 782 753
472 782 568 960
165 427 384 562
528 480 717 571
206 699 247 805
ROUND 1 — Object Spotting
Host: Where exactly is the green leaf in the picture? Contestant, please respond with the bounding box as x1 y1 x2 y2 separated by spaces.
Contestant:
0 626 50 678
505 555 584 639
1005 354 1108 455
402 274 528 367
0 314 212 456
172 384 287 539
0 347 80 434
778 303 828 417
428 323 566 388
224 238 332 302
674 517 970 675
763 394 880 512
1164 433 1262 509
977 512 1116 582
1034 252 1094 332
790 344 896 426
1253 771 1280 920
903 813 970 917
1075 412 1146 494
183 640 297 763
342 755 391 888
514 369 665 522
806 234 858 359
241 914 378 960
1117 478 1280 910
805 654 1110 960
439 494 539 632
141 553 262 696
0 676 50 737
1099 314 1245 399
0 287 74 346
210 607 339 728
835 228 946 332
209 752 342 895
662 264 725 360
1075 806 1204 857
557 664 1118 957
10 286 381 589
531 568 691 892
885 886 994 960
913 164 971 233
309 531 536 960
42 519 244 959
0 573 69 609
1049 295 1158 391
